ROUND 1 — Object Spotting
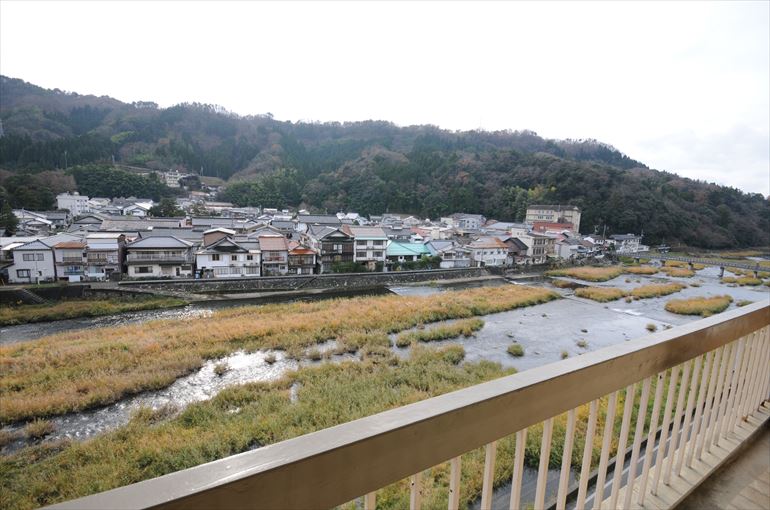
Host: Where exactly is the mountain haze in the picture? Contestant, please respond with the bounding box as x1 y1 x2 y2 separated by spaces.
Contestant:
1 76 767 248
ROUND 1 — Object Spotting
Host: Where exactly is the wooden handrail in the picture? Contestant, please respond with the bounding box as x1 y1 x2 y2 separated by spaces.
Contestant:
49 301 769 510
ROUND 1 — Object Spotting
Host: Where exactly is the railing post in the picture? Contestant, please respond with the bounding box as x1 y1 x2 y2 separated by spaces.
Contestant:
638 371 666 505
623 377 651 509
664 359 691 485
480 441 497 510
410 472 423 510
593 391 618 509
556 408 576 510
534 418 554 510
608 383 636 509
576 400 598 510
652 365 679 495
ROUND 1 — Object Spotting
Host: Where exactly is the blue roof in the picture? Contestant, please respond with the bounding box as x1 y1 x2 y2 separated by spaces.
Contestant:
386 242 431 257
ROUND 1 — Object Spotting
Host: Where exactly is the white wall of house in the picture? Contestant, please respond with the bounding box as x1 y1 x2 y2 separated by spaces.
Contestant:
195 252 261 277
470 248 507 267
10 249 56 283
353 240 387 264
57 193 90 216
128 263 194 278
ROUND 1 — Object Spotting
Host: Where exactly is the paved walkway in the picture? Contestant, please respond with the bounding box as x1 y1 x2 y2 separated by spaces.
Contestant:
677 425 770 510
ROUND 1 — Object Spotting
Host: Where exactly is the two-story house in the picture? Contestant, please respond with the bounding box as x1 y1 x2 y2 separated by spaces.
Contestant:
385 241 431 266
288 242 317 275
9 240 56 283
467 237 508 267
426 240 471 268
85 233 126 280
343 226 388 271
302 225 354 273
53 241 87 281
125 236 195 279
259 235 289 276
516 232 552 264
196 234 260 278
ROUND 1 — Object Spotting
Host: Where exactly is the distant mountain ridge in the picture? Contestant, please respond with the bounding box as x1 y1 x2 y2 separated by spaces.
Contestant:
1 75 768 248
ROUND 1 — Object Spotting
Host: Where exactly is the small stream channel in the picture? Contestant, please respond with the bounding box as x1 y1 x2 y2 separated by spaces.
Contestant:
2 267 768 458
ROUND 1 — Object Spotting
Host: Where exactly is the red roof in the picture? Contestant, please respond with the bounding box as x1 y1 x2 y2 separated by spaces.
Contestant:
54 241 86 249
258 235 288 251
532 222 574 232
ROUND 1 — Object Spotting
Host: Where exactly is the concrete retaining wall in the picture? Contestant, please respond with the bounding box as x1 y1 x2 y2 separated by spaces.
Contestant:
118 268 490 293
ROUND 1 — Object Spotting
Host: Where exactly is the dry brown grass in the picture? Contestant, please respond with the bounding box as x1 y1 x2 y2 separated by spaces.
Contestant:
574 287 626 302
629 283 686 299
0 298 187 326
623 266 659 275
664 295 733 317
0 285 557 423
545 266 623 282
660 267 695 278
721 276 762 286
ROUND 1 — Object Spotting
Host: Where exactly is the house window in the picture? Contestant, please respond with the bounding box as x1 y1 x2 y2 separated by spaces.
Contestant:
373 251 383 257
231 255 238 262
22 253 44 261
246 255 253 261
135 266 152 274
16 269 30 278
211 254 220 261
333 244 342 251
356 251 367 258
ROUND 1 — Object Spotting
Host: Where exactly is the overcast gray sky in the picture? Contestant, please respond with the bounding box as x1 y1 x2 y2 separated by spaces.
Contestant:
1 1 768 195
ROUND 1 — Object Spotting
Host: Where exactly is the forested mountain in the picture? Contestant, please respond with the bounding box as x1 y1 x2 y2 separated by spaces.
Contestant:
1 75 768 248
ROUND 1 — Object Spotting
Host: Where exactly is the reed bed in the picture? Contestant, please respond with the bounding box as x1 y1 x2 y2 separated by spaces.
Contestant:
660 267 695 278
629 282 686 299
545 266 623 282
623 266 658 275
574 286 626 302
575 282 685 303
395 318 484 346
721 276 762 286
0 298 187 326
664 295 733 317
0 285 557 423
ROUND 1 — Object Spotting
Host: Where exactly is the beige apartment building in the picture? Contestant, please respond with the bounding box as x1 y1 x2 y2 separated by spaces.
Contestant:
525 204 581 233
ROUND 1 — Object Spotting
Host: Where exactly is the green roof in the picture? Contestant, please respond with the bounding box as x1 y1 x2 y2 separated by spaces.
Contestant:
386 242 431 257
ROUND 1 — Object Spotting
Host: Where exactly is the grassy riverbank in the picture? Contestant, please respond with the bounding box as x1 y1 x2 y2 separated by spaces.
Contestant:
0 285 557 423
0 297 188 326
575 282 686 303
1 345 667 510
0 345 650 510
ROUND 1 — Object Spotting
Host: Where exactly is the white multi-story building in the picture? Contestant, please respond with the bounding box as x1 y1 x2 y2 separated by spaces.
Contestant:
525 205 581 233
344 226 388 270
56 192 90 216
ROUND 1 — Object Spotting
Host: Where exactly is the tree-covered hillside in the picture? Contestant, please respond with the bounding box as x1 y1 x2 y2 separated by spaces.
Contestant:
1 76 768 247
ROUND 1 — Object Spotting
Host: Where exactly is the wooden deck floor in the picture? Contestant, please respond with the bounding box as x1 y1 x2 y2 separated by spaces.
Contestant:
676 420 770 510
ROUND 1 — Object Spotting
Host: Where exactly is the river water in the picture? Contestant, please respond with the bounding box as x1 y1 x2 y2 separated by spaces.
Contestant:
2 267 768 458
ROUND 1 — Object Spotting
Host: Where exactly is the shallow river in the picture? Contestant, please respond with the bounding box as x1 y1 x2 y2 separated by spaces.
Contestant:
2 266 768 456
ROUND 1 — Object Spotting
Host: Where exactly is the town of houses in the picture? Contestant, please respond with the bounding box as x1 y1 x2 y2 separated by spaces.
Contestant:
0 193 649 284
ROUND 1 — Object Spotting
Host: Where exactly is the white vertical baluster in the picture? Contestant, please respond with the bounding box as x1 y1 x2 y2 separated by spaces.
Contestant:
448 456 461 510
675 354 702 476
364 492 376 510
686 351 712 467
712 338 745 445
509 428 528 510
707 342 733 452
534 418 554 510
576 400 598 510
727 335 752 433
759 327 770 404
410 472 422 510
480 441 498 510
737 333 761 423
608 383 636 509
556 409 576 510
748 327 770 412
664 359 691 484
695 347 722 461
592 391 618 510
623 377 651 509
637 371 666 506
652 365 679 496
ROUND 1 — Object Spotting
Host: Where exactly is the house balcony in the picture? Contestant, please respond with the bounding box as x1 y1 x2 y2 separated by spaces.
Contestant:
86 256 119 265
126 253 194 264
262 255 287 263
58 257 85 264
52 302 769 510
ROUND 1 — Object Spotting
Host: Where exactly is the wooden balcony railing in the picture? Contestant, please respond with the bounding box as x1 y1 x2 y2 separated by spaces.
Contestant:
49 301 769 510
